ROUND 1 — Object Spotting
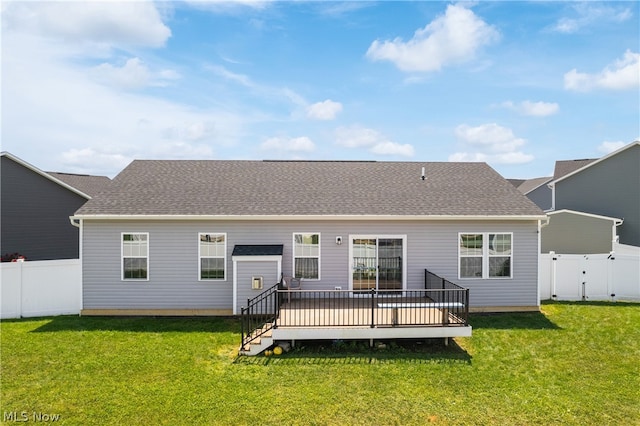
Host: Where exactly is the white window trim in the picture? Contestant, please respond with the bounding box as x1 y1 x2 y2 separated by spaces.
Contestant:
292 232 321 280
198 232 227 281
458 232 513 280
121 232 149 281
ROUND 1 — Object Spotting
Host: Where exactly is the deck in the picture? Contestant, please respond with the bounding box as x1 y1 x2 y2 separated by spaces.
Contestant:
271 296 471 342
240 270 471 355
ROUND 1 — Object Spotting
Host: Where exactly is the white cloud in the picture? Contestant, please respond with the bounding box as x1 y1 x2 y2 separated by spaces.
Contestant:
91 58 149 90
502 100 559 117
335 126 414 157
207 64 307 107
449 151 534 164
370 141 415 157
564 50 640 92
60 148 132 176
182 0 272 13
163 121 217 142
150 141 215 159
207 64 255 87
307 100 343 120
91 58 181 90
451 123 534 164
261 136 315 153
2 1 171 48
2 30 243 177
551 4 632 34
366 4 499 72
597 141 626 154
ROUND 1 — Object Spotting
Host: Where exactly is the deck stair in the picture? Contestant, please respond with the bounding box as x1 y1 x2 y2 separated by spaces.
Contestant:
239 324 274 356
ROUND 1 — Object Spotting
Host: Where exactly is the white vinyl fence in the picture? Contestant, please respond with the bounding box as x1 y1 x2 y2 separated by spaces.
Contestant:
539 249 640 302
1 259 81 319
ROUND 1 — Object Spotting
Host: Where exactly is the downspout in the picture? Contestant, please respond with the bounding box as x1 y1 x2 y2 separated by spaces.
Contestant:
547 181 556 211
612 218 624 248
609 218 623 301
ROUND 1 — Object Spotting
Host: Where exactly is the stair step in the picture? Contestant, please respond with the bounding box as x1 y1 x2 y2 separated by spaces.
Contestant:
240 336 274 356
240 321 276 356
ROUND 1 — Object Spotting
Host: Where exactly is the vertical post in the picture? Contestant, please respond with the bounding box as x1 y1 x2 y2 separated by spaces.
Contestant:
551 251 557 300
370 288 375 328
464 288 469 325
240 307 245 350
608 252 616 300
273 288 278 328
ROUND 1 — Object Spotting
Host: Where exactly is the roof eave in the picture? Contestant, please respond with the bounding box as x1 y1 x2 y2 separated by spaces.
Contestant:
71 214 547 222
552 140 640 185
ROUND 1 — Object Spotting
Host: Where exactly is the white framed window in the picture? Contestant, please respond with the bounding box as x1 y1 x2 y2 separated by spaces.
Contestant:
459 233 512 279
122 233 149 280
293 233 320 279
199 233 226 280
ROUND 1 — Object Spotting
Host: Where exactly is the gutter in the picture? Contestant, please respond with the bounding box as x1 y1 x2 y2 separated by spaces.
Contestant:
70 214 548 222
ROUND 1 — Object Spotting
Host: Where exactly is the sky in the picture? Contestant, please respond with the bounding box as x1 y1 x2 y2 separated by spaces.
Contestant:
2 1 639 179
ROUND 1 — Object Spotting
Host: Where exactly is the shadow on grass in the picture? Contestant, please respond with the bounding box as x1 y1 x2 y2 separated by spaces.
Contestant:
234 338 472 365
30 315 240 334
468 311 561 330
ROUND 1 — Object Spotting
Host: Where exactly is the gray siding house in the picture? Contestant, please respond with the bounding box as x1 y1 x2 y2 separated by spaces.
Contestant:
550 141 640 248
510 177 553 211
0 152 110 260
541 210 622 254
73 160 545 315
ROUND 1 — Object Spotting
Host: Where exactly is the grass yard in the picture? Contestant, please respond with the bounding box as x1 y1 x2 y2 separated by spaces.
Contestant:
1 301 639 425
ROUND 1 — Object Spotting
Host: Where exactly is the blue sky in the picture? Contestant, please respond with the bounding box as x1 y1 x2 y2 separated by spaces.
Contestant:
2 1 639 179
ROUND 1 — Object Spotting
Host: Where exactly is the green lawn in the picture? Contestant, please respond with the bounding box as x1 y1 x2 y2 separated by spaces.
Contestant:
1 302 639 425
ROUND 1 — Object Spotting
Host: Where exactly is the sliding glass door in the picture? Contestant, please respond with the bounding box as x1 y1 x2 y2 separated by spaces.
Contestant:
351 236 404 292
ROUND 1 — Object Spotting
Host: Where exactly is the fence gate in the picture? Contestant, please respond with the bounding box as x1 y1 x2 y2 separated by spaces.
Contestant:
540 252 639 302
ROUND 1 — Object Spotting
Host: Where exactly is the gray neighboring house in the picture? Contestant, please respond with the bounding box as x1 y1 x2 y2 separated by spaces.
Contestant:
72 160 546 316
510 177 553 211
548 141 640 249
0 152 111 260
541 210 623 254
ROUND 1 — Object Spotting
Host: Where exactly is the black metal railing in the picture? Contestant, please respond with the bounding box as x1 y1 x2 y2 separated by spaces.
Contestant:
240 270 469 350
271 288 469 328
240 283 280 351
425 269 469 325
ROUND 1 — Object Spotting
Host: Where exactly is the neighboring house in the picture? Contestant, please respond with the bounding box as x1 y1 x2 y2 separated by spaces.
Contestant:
508 159 598 212
548 141 640 248
72 159 546 317
541 210 623 254
509 177 553 211
0 152 111 260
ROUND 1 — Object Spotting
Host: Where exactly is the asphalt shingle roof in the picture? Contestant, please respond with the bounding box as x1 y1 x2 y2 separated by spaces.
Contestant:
48 172 111 198
553 159 597 181
75 160 544 217
232 245 284 256
514 177 553 195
